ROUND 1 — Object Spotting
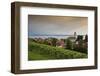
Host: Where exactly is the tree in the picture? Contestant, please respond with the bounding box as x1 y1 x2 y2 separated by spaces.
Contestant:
51 38 58 46
65 38 72 49
84 34 88 42
76 35 83 41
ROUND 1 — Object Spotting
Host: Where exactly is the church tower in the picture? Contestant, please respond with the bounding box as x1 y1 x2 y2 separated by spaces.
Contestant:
74 32 77 38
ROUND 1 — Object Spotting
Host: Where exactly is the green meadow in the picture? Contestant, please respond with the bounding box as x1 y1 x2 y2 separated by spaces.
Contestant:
28 40 87 60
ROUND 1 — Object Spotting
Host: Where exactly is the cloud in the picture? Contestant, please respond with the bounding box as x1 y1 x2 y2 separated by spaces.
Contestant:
28 15 88 36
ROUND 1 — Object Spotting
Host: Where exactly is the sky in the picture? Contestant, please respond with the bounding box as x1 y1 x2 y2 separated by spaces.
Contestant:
28 15 88 37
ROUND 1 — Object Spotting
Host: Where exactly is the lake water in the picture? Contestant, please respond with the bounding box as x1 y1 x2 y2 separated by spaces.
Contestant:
29 35 74 39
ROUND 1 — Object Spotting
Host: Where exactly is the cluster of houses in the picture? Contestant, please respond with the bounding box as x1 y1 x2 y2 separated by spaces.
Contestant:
31 32 88 52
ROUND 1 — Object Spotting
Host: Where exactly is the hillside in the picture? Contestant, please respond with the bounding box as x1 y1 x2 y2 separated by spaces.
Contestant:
28 41 87 60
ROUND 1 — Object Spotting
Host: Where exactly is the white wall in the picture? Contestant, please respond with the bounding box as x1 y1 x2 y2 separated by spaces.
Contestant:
0 0 100 76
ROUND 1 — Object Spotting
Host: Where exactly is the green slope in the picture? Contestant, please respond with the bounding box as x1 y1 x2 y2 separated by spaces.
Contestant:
28 41 87 60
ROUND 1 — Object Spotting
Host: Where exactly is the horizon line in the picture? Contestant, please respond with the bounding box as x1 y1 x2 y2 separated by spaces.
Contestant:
29 34 87 36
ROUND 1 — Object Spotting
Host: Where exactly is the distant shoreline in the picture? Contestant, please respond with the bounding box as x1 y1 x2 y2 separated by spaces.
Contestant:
29 34 86 39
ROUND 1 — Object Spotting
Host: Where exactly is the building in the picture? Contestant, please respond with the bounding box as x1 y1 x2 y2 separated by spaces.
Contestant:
56 39 65 48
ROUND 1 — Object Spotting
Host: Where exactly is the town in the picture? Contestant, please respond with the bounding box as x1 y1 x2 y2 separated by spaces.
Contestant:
29 32 88 54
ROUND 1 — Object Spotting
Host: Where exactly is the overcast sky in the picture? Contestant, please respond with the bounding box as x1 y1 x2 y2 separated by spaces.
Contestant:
28 15 88 36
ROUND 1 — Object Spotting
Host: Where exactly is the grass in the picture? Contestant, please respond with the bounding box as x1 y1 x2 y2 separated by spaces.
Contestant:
28 51 57 60
28 41 87 60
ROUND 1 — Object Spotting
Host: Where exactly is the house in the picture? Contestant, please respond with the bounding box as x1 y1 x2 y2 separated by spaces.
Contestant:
67 37 76 42
67 32 77 42
56 39 65 48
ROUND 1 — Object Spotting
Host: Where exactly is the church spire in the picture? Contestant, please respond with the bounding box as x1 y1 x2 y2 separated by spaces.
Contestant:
74 32 77 38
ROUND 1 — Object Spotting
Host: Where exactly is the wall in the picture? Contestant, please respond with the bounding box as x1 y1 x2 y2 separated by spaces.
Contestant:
0 0 100 76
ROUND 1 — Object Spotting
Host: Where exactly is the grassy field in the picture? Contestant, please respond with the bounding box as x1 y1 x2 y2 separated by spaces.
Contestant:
28 41 87 60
